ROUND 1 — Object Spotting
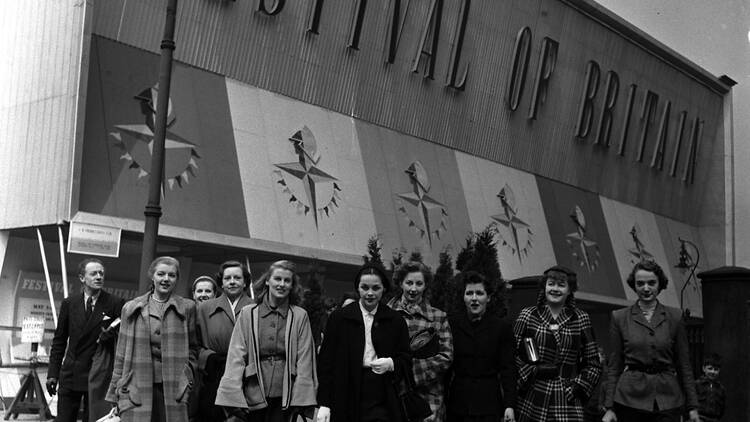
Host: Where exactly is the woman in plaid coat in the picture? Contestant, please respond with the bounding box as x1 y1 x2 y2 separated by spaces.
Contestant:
387 261 453 422
514 266 602 422
106 256 200 422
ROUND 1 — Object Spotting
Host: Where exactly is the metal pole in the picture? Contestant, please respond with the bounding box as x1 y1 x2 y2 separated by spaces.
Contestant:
57 225 69 298
36 229 58 327
139 0 178 293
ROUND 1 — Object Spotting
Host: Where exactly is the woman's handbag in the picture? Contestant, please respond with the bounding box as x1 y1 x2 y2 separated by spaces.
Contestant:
398 372 432 422
410 327 439 359
287 406 314 422
95 407 120 422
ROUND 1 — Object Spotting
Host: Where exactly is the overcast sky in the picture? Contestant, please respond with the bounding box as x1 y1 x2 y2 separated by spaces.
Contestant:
594 0 750 264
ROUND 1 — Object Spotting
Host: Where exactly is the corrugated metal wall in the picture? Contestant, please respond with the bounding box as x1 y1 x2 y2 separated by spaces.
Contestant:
0 1 88 229
90 0 727 225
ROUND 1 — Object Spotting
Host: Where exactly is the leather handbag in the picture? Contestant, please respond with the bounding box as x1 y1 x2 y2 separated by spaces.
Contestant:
398 372 432 422
410 327 439 359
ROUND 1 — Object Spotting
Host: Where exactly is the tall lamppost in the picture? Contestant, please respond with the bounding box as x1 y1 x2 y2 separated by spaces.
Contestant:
674 237 700 318
139 0 178 292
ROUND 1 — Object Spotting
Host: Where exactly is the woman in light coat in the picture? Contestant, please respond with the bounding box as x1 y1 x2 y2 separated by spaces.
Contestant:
215 260 317 422
106 256 199 422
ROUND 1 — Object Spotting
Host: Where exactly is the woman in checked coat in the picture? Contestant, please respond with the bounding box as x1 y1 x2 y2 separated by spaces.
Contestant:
513 266 602 422
106 256 200 422
387 261 453 422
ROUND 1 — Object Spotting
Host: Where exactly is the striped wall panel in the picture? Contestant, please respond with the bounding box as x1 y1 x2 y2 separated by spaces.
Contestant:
0 1 88 229
90 0 728 225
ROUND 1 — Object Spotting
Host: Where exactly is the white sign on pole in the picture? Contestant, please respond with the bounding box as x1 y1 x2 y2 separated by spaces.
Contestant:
67 222 122 257
21 316 46 343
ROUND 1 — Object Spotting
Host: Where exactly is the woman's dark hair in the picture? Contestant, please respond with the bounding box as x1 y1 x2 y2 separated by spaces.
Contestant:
215 260 252 291
353 263 391 293
446 271 497 316
455 270 492 296
192 275 221 298
392 261 433 302
254 260 302 305
536 265 577 307
626 260 669 292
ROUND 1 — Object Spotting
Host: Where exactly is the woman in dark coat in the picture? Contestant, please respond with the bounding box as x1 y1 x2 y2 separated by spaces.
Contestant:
514 265 601 422
316 263 411 422
447 271 516 422
602 260 700 422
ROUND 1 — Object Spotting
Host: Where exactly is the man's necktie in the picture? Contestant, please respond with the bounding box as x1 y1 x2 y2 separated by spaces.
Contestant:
85 296 93 320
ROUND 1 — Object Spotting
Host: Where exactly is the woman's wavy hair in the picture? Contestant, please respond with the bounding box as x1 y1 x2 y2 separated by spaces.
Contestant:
626 259 669 292
391 261 434 303
447 271 503 316
214 260 252 292
147 256 180 292
253 260 302 305
536 265 578 308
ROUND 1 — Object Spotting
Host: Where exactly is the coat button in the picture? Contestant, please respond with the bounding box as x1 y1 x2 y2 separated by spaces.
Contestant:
649 331 655 336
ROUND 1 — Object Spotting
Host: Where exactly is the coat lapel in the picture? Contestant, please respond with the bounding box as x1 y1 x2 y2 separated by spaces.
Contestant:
630 304 652 330
81 292 108 336
649 303 668 328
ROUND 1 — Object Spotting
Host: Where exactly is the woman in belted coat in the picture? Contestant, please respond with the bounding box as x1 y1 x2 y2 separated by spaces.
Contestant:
106 256 200 422
513 266 602 422
602 260 700 422
215 260 317 421
316 263 412 422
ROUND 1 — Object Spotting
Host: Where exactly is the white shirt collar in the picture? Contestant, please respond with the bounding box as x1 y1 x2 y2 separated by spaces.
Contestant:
359 301 378 318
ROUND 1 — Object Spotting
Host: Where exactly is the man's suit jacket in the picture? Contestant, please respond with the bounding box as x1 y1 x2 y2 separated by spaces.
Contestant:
49 290 126 391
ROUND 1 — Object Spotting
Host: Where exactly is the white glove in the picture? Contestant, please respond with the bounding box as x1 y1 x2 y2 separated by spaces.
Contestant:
370 357 394 374
316 406 331 422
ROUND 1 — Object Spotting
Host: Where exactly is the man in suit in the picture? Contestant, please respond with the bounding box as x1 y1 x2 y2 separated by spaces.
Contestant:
47 258 126 422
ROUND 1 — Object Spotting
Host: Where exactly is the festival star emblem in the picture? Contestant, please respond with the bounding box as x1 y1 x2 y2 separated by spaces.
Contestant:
628 224 654 264
565 205 600 272
110 84 200 190
491 184 533 264
273 126 341 228
395 161 448 247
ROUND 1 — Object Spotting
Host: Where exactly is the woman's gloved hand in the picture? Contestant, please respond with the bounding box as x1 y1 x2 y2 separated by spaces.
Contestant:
316 406 331 422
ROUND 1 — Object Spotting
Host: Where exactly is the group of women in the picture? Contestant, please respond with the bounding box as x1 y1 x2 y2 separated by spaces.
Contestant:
104 256 701 422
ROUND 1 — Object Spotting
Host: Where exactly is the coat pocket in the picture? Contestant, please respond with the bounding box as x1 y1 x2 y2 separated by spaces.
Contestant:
116 370 141 413
176 365 194 403
242 364 265 407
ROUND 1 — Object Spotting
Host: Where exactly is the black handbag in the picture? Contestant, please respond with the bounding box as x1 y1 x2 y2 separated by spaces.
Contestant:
287 407 314 422
410 327 439 359
398 372 432 422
